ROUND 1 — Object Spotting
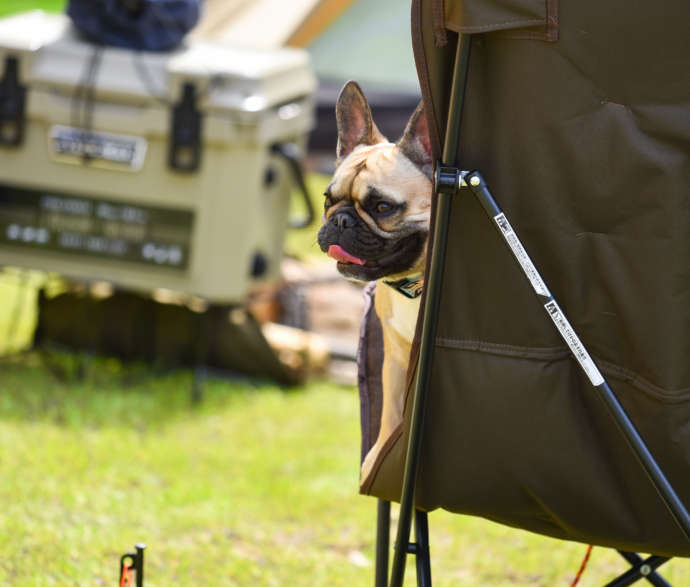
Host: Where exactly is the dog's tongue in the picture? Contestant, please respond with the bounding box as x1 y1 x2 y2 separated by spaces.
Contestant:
328 245 365 265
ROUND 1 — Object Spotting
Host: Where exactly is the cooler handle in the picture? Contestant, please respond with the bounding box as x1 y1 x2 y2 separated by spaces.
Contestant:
271 142 315 229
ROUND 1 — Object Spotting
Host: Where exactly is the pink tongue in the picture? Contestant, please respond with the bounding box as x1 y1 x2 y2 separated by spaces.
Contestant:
328 245 365 265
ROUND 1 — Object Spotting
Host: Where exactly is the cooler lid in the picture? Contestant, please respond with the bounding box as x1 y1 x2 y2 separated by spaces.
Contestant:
0 11 316 114
0 10 68 52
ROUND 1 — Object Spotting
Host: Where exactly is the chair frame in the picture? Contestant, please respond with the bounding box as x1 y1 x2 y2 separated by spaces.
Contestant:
374 34 690 587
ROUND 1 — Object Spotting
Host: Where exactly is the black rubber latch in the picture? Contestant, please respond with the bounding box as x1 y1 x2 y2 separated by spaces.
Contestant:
169 82 202 172
250 251 269 278
434 165 461 196
0 56 26 147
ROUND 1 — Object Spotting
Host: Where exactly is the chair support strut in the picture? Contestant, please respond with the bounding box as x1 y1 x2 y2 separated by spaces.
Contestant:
383 29 689 587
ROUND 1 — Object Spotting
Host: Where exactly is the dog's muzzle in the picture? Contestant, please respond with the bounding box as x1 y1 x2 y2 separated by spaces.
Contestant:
331 209 357 231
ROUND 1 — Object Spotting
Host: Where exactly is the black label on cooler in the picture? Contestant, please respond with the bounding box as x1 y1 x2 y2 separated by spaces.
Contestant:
0 184 193 270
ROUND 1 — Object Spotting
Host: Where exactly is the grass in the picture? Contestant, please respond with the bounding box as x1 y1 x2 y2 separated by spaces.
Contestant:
0 1 65 19
2 274 690 585
0 359 372 586
2 350 689 586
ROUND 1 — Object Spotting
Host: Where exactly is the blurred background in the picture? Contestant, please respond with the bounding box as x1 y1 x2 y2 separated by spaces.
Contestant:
0 0 422 388
1 1 687 585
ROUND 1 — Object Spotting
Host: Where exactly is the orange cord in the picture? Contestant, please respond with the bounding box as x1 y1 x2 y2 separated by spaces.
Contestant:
120 560 134 587
570 545 593 586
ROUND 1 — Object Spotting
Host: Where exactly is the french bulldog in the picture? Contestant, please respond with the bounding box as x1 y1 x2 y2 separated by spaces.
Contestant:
317 81 433 484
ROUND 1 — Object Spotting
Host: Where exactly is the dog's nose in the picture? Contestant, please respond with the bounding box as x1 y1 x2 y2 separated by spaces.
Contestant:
332 210 356 231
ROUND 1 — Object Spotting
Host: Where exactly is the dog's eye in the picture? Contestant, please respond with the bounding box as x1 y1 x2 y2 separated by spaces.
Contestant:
375 201 394 214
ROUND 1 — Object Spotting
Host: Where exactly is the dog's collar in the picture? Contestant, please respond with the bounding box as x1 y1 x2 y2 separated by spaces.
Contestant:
384 274 424 299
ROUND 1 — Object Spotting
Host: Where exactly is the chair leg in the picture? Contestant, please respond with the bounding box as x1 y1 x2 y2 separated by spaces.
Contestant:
375 501 433 587
375 500 391 587
389 33 474 587
604 552 672 587
414 510 432 587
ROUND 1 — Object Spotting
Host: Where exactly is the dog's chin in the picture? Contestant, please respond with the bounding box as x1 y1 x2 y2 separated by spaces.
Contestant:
336 262 391 282
334 231 426 282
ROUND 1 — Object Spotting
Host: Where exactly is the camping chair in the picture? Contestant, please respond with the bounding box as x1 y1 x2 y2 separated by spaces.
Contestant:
356 1 690 585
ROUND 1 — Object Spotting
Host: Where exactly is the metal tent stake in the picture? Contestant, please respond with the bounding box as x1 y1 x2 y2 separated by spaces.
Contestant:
119 543 146 587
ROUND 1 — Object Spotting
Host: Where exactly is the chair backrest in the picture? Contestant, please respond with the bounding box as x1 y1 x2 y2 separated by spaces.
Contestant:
360 0 690 557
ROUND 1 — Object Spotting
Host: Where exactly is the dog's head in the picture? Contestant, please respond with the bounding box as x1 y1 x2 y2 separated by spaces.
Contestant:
317 81 432 282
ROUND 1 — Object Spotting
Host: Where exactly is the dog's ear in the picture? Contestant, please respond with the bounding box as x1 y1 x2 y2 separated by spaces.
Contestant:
397 102 433 179
336 81 386 161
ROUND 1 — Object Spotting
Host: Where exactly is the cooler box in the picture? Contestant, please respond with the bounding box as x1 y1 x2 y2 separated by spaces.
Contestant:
0 11 316 303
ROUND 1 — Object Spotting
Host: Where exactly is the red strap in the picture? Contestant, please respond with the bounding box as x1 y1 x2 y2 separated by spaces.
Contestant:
570 545 593 587
120 561 134 587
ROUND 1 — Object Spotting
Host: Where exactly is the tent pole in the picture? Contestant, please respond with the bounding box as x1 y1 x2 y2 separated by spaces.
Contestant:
389 33 472 587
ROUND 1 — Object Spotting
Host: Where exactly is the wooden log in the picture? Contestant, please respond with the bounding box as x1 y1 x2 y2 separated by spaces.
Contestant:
261 322 330 375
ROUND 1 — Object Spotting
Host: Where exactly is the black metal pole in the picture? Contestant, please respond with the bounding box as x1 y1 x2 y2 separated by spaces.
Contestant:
135 543 145 587
119 543 145 587
414 510 432 587
465 170 690 543
375 500 391 587
607 553 670 587
598 383 690 541
389 33 473 587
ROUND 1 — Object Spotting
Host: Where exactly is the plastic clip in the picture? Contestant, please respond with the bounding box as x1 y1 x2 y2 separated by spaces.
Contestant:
0 56 26 147
169 83 202 172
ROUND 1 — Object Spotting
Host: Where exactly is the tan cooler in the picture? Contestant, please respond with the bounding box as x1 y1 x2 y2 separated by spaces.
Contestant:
0 11 316 303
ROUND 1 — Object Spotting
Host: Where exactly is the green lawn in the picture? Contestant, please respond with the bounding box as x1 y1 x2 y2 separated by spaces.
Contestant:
0 359 373 586
0 1 65 19
3 349 689 586
1 271 689 585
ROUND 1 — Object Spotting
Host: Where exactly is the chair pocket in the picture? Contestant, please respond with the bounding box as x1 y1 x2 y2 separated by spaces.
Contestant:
437 0 559 41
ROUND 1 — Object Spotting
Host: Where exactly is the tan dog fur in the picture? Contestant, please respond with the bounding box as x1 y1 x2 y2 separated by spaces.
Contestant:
319 83 433 484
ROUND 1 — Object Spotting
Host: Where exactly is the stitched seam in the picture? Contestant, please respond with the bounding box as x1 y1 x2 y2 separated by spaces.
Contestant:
437 337 569 359
496 29 548 40
546 0 559 41
405 0 443 396
446 18 544 33
435 338 690 401
432 0 447 47
445 21 548 41
411 0 443 166
596 358 690 403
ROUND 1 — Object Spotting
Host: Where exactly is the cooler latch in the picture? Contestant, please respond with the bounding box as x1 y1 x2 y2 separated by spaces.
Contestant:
169 82 202 172
0 56 26 147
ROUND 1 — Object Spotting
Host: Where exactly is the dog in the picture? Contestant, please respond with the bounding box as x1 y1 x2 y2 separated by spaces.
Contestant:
317 81 433 483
